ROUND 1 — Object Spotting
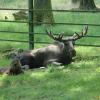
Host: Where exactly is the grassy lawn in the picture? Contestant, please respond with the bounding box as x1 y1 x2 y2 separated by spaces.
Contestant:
0 47 100 100
0 0 100 100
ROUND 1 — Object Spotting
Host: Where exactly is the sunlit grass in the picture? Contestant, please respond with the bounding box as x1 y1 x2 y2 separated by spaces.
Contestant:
0 63 100 100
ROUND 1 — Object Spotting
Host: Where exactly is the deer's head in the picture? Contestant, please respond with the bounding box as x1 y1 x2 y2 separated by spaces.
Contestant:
46 26 88 57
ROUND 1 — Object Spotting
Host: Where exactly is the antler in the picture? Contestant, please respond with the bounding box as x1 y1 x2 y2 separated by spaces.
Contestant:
73 26 88 41
46 30 64 42
46 26 88 42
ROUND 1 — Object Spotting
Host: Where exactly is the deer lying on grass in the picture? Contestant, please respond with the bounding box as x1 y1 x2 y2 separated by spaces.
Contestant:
14 26 88 69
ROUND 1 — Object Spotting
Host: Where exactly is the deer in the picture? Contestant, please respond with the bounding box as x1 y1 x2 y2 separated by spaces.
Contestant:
13 26 88 69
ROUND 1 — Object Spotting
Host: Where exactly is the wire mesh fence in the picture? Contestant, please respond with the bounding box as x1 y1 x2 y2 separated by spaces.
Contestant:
0 0 100 49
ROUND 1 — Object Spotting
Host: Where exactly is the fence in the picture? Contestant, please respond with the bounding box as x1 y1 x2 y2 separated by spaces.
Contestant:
0 0 100 50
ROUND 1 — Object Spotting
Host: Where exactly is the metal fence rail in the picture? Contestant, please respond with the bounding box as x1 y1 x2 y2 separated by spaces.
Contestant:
0 0 100 49
0 30 99 37
0 8 100 12
1 20 100 26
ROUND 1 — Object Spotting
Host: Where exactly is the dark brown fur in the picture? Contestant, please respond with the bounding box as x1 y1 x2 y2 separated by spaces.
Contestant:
0 58 23 75
17 41 76 68
13 26 88 69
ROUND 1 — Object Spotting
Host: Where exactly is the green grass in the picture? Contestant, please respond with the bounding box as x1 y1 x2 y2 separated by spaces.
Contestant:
0 50 100 100
0 0 100 100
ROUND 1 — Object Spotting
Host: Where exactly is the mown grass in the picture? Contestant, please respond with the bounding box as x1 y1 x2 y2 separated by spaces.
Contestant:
0 0 100 100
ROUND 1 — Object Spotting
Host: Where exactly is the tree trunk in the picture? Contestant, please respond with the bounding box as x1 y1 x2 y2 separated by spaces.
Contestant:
79 0 97 10
34 0 54 25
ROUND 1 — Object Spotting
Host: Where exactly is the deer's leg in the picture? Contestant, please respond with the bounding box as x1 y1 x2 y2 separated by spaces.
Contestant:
50 62 62 66
43 59 63 67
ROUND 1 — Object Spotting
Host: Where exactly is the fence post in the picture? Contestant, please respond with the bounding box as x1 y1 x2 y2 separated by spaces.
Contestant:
28 0 34 50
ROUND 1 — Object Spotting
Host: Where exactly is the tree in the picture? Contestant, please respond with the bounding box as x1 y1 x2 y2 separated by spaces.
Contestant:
34 0 54 25
71 0 97 10
79 0 97 10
